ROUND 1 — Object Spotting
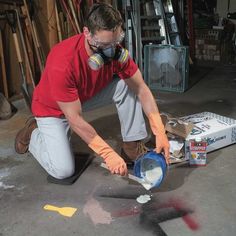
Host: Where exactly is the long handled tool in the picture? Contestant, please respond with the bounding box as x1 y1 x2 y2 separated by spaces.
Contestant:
20 5 36 78
14 9 35 88
6 10 31 109
60 0 78 34
68 0 81 33
29 1 46 66
55 1 62 42
23 0 44 73
0 29 8 98
73 0 83 27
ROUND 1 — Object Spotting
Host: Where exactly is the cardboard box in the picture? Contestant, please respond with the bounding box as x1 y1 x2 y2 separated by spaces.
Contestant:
180 112 236 159
162 112 236 163
160 113 194 163
161 113 194 139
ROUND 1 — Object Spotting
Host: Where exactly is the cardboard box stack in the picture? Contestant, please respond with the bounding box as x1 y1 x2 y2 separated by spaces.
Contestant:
195 29 222 62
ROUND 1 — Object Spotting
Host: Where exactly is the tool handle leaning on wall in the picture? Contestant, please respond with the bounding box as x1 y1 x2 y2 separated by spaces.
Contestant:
14 9 35 88
5 10 32 109
0 29 9 98
23 0 44 73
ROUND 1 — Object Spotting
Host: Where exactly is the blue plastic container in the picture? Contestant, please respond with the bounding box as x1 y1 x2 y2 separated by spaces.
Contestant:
133 151 167 189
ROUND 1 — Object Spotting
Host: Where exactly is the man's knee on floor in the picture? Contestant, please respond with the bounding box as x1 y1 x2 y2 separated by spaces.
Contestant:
50 166 75 180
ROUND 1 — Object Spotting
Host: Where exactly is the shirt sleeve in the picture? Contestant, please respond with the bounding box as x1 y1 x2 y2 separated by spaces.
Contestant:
115 56 138 80
47 66 79 102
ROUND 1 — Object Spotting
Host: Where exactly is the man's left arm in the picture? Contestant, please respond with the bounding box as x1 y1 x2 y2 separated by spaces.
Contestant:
124 69 170 163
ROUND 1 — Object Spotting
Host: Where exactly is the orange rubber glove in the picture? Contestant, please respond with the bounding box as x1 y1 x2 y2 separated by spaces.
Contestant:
148 113 170 164
88 135 128 176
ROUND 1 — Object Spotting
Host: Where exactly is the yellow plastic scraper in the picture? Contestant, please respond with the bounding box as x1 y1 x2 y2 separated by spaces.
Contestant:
43 204 77 217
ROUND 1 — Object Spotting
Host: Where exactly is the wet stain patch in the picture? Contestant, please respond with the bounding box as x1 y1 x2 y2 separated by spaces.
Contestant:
96 184 200 235
0 168 15 190
109 195 200 235
0 156 24 169
83 197 113 225
140 198 200 235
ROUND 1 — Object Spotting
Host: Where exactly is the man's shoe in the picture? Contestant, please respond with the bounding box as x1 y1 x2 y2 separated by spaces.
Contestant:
15 117 37 154
121 141 149 166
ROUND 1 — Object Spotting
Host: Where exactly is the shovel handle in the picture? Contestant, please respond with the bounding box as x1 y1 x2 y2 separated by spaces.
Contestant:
13 33 22 62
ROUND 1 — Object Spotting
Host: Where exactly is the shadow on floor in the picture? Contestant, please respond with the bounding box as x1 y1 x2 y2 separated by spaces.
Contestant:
160 98 235 118
188 64 214 89
47 152 95 185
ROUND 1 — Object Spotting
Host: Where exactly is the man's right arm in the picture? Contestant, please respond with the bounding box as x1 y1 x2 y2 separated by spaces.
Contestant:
58 98 97 144
57 98 127 176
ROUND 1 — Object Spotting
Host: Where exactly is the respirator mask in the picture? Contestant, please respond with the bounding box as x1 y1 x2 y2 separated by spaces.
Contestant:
87 31 129 70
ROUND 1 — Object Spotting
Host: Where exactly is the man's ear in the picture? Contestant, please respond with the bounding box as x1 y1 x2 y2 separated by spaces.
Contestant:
83 27 90 38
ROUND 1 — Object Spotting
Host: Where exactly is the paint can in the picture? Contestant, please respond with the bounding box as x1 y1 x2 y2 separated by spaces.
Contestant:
133 151 167 189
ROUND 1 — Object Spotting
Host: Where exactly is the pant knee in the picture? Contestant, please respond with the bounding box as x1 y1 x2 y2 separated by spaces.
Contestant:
50 166 75 179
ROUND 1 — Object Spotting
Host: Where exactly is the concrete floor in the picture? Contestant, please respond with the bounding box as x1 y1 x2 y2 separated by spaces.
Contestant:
0 64 236 236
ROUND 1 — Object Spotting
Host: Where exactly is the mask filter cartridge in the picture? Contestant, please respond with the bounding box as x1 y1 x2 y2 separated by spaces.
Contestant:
88 46 129 70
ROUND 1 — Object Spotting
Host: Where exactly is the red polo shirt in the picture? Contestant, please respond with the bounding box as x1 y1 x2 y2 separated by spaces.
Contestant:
32 34 138 117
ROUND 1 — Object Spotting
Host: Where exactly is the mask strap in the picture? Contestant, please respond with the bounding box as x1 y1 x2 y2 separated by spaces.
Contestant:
113 45 122 60
87 40 99 53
